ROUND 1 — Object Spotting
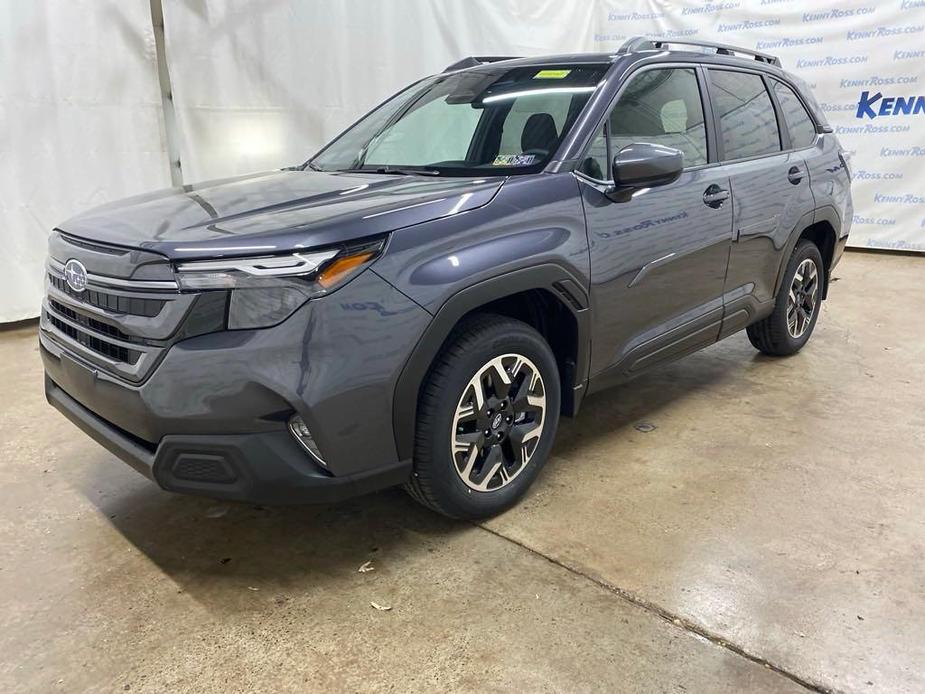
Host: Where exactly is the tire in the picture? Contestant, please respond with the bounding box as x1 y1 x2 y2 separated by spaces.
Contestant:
747 239 824 356
406 313 561 519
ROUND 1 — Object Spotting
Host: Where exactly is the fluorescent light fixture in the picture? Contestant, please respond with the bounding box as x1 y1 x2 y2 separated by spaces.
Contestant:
482 86 597 104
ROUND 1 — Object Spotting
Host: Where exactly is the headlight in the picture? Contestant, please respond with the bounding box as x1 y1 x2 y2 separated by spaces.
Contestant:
175 237 385 329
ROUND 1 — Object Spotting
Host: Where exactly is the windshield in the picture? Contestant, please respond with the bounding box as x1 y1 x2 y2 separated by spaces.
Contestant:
310 64 608 176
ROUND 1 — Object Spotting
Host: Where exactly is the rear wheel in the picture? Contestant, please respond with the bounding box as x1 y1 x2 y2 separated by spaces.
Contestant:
747 240 824 356
406 314 560 519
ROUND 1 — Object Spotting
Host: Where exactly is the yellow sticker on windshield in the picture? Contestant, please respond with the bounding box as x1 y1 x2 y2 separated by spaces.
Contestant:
534 69 571 79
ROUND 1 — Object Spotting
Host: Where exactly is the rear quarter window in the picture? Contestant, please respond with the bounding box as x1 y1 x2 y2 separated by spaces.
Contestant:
772 80 817 150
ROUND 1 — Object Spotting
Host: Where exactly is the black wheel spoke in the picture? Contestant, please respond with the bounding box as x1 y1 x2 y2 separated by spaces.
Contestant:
471 446 504 490
509 422 542 465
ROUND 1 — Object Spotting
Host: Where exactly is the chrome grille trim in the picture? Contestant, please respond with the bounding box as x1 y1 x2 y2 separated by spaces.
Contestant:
47 258 178 291
45 312 142 365
42 301 156 378
42 262 180 383
43 301 152 353
48 299 134 342
47 272 167 318
43 232 204 384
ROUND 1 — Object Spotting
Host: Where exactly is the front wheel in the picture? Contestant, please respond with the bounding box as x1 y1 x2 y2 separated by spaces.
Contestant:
406 314 560 519
747 239 824 356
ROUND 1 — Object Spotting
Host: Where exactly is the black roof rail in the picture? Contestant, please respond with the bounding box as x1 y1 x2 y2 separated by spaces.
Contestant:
618 35 781 67
443 56 521 72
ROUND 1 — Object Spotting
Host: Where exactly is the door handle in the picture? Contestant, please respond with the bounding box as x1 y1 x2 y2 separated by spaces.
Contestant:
703 184 729 208
787 166 804 185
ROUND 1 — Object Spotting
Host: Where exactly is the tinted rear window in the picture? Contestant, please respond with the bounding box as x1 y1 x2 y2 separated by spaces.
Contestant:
709 70 781 160
772 80 817 149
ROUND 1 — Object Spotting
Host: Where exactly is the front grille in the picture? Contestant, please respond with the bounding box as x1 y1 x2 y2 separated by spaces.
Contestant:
49 299 133 342
46 310 142 364
43 235 228 383
48 274 165 317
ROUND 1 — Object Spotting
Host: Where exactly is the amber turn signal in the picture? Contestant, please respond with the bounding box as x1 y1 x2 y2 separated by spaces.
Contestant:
317 251 376 288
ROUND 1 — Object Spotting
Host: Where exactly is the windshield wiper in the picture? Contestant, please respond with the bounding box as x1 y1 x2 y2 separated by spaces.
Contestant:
338 166 442 176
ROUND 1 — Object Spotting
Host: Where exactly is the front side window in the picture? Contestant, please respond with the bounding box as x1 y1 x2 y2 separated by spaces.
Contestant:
579 124 608 180
772 80 817 150
311 64 607 176
710 69 781 160
578 67 707 179
609 68 708 168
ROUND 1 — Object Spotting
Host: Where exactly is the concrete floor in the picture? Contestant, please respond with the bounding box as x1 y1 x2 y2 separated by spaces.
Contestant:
1 250 922 693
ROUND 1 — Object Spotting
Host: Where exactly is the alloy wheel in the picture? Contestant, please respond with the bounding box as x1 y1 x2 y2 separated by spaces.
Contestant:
450 353 546 492
787 258 819 338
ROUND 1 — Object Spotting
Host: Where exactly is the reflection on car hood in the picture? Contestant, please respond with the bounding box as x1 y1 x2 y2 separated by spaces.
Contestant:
58 169 504 260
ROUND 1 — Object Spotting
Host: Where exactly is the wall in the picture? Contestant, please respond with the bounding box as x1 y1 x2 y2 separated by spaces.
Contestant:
2 0 922 322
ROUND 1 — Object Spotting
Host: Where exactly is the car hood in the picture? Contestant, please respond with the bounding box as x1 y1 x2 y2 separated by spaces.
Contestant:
58 170 504 260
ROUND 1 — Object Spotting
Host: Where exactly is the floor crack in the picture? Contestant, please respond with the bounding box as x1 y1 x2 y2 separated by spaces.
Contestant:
477 523 839 694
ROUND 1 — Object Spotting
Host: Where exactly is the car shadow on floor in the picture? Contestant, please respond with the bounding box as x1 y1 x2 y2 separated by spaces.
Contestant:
551 338 759 459
81 480 467 610
78 337 754 610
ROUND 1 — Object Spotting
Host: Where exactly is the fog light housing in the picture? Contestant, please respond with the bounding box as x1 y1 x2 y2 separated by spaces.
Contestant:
288 414 327 467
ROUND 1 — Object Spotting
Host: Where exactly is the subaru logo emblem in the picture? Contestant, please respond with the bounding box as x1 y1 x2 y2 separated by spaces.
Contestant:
64 259 88 293
492 413 504 429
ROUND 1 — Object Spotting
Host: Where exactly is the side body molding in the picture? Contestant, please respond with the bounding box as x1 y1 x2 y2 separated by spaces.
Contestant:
391 264 591 461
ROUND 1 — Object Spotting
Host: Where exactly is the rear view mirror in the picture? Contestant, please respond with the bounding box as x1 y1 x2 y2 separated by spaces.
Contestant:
610 143 683 190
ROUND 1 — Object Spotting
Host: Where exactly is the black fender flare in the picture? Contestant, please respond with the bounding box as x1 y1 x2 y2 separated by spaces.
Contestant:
773 205 842 300
391 263 591 461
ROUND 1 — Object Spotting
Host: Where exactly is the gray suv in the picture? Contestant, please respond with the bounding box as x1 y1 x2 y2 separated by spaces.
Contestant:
41 38 852 519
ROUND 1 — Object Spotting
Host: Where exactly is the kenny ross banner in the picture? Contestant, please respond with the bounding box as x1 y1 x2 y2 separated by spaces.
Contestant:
591 0 925 252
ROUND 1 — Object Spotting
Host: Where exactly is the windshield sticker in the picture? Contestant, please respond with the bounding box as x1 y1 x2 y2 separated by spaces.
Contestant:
491 154 538 167
534 69 571 79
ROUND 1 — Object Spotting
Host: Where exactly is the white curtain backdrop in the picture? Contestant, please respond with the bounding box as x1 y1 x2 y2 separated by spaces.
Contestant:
161 0 598 182
2 0 922 322
0 0 171 323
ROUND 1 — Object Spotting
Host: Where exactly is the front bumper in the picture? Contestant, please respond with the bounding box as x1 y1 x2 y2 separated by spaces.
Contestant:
40 270 431 503
45 377 410 503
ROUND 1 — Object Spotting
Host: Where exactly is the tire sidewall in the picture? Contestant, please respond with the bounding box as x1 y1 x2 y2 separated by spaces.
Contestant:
420 323 560 518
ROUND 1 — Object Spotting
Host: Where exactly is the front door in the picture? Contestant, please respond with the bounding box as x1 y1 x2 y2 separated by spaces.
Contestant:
577 66 733 385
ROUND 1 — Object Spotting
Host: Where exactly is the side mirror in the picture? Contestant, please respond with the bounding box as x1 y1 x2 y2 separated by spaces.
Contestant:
609 143 683 192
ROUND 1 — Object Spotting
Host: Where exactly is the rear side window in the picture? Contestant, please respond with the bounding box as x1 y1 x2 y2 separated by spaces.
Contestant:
772 80 817 149
709 70 780 160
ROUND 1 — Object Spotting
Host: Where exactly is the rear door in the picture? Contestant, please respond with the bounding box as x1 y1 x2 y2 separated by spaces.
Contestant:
706 68 816 337
578 66 733 384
